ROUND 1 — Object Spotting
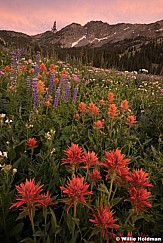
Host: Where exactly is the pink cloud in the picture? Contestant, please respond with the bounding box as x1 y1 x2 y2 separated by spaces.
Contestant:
0 0 162 35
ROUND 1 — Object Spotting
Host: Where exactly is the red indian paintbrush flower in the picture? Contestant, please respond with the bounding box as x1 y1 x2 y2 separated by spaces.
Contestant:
61 143 84 169
107 104 118 117
106 166 130 184
88 102 100 116
26 138 38 149
10 178 44 209
120 99 129 110
60 175 93 213
82 151 104 168
5 65 11 72
99 99 105 105
40 63 47 72
126 168 153 188
128 187 152 215
107 92 114 104
104 148 130 178
78 102 87 113
62 69 67 76
75 113 80 119
126 115 137 124
94 120 103 129
38 191 55 207
89 169 102 183
89 205 120 243
21 65 27 72
50 64 55 73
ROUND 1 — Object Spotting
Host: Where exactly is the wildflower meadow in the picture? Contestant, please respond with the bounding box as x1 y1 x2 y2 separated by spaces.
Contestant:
0 48 163 243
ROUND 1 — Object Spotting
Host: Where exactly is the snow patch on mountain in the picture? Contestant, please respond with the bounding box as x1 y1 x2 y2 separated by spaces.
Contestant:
71 35 86 47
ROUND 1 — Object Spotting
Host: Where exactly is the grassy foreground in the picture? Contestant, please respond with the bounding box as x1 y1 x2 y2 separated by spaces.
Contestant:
0 49 163 243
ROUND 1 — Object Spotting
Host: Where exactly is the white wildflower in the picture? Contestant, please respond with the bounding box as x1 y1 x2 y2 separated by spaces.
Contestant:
3 152 8 158
0 114 6 119
13 168 17 174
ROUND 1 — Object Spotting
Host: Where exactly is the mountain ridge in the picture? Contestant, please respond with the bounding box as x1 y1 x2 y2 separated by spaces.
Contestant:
0 19 163 48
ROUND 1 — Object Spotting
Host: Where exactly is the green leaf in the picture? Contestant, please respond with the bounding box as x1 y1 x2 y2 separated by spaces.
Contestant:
12 157 22 168
8 148 16 160
110 197 122 207
83 240 96 243
33 231 45 237
49 207 58 232
16 210 28 220
14 139 26 148
72 217 80 227
20 237 34 243
64 213 75 235
8 222 24 237
90 227 101 238
97 184 109 194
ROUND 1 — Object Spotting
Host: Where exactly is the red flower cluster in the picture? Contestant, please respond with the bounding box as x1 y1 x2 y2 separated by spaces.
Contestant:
40 63 47 72
60 175 93 213
26 138 38 149
94 120 104 129
78 102 87 113
61 143 84 170
103 148 130 180
88 102 100 116
126 169 153 188
128 187 152 214
89 205 120 243
5 65 11 72
120 100 129 110
82 151 102 168
10 178 54 218
107 92 114 104
61 144 104 170
89 169 102 183
126 169 152 214
107 104 118 117
126 115 137 124
50 64 55 73
10 178 44 209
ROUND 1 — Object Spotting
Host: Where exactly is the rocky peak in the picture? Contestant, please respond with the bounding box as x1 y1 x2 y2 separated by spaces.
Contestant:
0 19 162 48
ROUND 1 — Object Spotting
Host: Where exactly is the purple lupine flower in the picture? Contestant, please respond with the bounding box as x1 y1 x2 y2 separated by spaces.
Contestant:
48 72 55 94
64 82 71 103
11 49 22 57
26 76 31 94
34 64 39 78
43 73 55 103
59 75 68 87
34 51 40 78
53 87 61 109
12 49 22 70
36 51 40 66
72 84 79 103
32 78 40 108
10 52 17 89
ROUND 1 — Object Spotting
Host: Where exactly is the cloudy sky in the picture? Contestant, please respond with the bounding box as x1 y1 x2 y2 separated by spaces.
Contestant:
0 0 163 35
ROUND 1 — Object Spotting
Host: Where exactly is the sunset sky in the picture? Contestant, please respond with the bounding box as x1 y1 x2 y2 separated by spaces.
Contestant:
0 0 163 35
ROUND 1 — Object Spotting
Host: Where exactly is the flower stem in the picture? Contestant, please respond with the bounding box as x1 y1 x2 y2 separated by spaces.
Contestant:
29 208 36 243
85 167 89 181
43 206 47 243
108 173 115 202
73 202 77 218
124 209 134 227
